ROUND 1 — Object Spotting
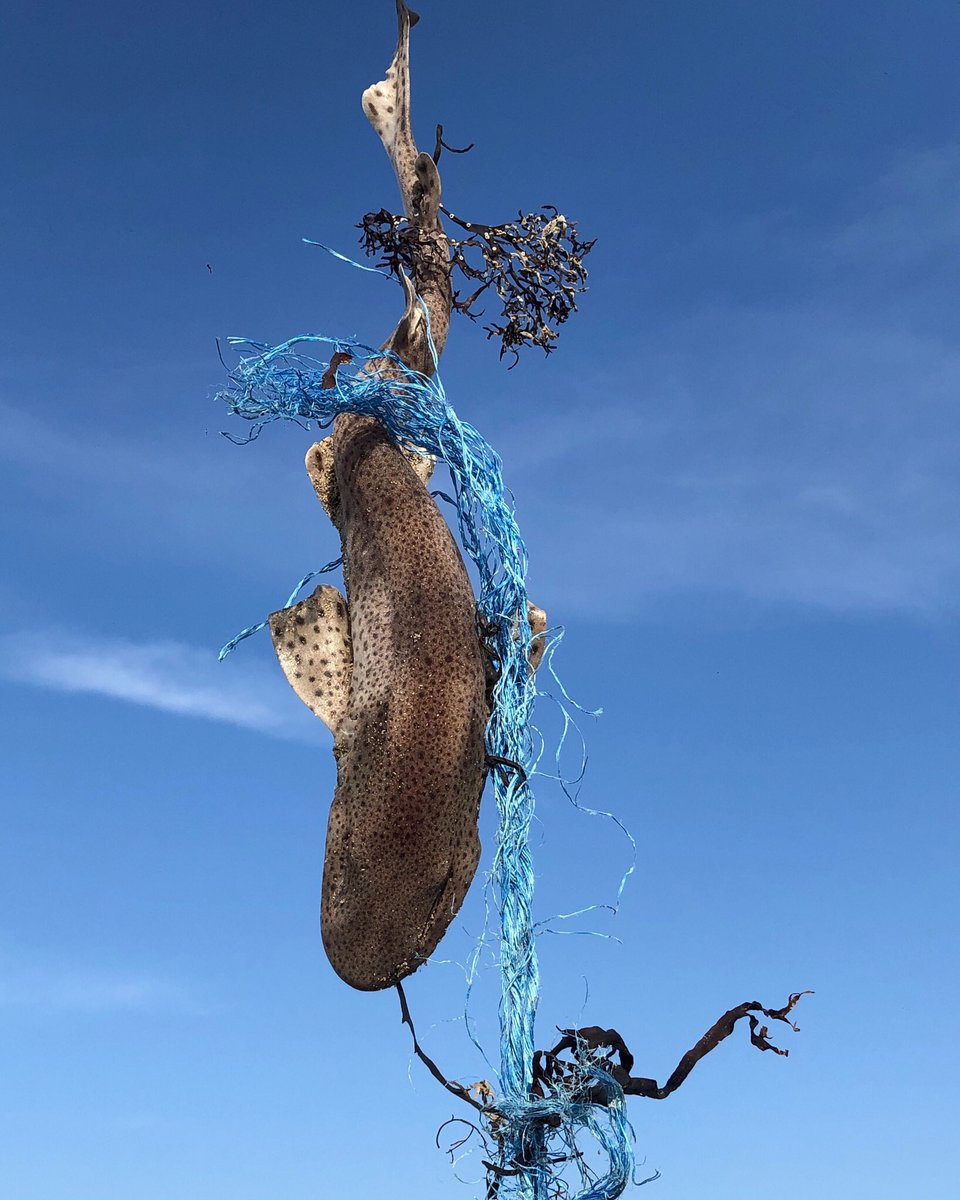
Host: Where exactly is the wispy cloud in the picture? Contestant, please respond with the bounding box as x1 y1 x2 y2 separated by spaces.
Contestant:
0 952 194 1015
528 323 957 617
832 144 960 271
0 628 323 741
494 146 960 619
0 389 322 584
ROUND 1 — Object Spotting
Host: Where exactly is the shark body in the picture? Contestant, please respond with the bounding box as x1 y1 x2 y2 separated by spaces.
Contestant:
271 422 489 990
268 2 489 991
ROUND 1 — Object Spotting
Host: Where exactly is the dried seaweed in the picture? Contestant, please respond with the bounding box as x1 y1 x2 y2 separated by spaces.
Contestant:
399 985 811 1199
358 204 594 365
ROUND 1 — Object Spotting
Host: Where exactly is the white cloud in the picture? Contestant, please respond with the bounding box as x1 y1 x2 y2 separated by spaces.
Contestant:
0 954 194 1015
495 148 960 619
0 390 324 583
0 629 324 742
509 324 960 618
831 144 960 269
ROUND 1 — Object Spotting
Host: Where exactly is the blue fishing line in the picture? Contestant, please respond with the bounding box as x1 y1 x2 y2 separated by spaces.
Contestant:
218 558 343 661
218 334 635 1198
302 237 394 278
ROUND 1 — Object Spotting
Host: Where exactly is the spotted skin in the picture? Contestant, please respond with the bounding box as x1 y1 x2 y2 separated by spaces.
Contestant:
284 425 488 991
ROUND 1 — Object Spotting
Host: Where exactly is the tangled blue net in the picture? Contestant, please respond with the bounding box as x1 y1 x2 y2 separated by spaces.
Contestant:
218 332 636 1198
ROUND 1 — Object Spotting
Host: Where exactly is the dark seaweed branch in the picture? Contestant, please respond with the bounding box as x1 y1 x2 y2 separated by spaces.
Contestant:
396 982 485 1113
358 207 414 280
357 204 595 365
432 123 475 164
533 991 814 1105
399 982 810 1199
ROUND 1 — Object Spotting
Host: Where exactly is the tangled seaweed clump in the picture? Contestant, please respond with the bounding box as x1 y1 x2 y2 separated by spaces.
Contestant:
358 203 595 365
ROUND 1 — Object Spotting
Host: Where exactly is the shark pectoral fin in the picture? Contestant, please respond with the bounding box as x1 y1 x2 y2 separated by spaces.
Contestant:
269 584 353 736
305 439 339 522
527 602 548 673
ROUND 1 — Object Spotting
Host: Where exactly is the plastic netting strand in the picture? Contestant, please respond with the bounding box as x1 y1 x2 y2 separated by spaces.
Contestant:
218 334 633 1198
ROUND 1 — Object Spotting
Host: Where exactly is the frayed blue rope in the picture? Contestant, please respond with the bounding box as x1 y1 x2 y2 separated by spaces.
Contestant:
533 629 637 921
218 335 633 1199
495 1058 635 1199
218 558 343 661
302 237 394 278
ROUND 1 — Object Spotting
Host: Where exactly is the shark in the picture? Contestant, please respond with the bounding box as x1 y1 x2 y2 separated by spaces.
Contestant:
269 2 545 992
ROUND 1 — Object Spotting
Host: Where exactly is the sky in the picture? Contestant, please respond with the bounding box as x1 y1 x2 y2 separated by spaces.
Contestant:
1 0 958 1196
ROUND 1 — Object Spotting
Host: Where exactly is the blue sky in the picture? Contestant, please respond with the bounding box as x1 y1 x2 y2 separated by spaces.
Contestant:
2 0 958 1196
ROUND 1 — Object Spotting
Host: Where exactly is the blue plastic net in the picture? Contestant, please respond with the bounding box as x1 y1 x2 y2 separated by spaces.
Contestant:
218 332 635 1198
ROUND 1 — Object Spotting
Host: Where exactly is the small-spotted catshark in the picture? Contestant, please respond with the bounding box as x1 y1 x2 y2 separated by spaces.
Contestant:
269 1 544 992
